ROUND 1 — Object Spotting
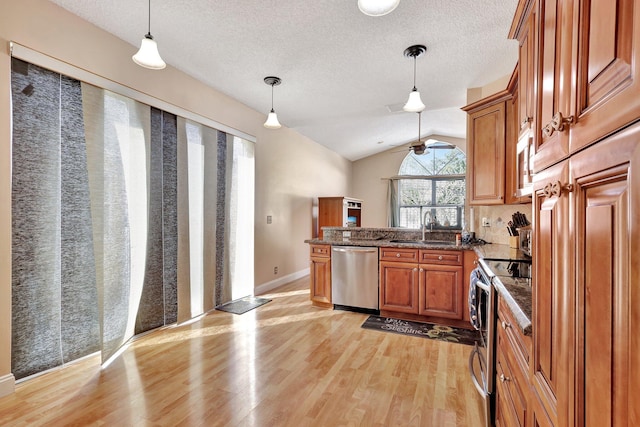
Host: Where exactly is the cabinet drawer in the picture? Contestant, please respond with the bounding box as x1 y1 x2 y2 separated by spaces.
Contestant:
379 247 419 262
310 244 331 258
498 296 531 370
496 338 528 427
418 249 462 265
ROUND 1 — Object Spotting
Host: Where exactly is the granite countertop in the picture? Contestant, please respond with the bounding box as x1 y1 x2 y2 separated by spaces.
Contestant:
305 237 473 251
472 243 532 335
492 275 532 336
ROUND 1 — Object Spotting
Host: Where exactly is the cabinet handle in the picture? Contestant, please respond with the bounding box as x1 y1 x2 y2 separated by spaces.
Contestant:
396 253 401 258
501 321 511 330
543 112 574 137
499 374 510 383
438 255 443 260
520 117 532 129
413 268 418 272
419 268 424 272
542 180 574 198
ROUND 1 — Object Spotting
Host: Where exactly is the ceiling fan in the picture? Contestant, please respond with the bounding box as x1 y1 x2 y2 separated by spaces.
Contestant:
392 112 456 155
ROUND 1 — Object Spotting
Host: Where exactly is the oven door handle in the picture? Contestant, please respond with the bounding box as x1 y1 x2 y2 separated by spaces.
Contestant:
475 279 491 293
468 343 488 396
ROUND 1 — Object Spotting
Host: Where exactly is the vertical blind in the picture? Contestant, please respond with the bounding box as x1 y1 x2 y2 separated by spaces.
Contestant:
10 58 252 379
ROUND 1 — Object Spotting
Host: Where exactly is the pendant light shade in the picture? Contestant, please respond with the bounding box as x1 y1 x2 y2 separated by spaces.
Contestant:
403 44 427 113
133 34 166 70
263 76 282 129
404 89 425 113
132 0 166 70
357 0 400 16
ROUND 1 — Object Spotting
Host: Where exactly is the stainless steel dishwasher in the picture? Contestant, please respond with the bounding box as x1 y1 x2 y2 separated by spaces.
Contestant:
331 246 379 313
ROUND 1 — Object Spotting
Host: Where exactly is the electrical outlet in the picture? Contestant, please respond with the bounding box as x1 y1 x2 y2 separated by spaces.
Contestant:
267 215 272 224
482 217 491 227
342 231 351 238
274 266 278 275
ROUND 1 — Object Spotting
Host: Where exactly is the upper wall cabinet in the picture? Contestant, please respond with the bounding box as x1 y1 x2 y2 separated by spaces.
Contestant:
463 73 529 205
512 0 640 174
568 0 640 154
463 93 507 205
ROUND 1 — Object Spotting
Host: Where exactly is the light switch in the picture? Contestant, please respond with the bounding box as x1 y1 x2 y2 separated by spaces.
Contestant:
267 215 272 224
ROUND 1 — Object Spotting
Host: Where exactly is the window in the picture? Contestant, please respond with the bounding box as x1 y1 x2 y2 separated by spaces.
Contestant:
396 140 466 229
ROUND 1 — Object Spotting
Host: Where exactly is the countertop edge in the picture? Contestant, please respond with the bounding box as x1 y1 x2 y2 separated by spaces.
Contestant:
305 238 473 251
492 277 532 336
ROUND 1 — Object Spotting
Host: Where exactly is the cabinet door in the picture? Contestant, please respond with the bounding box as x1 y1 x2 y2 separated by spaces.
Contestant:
418 264 463 319
517 5 537 136
310 256 331 306
570 124 639 426
532 160 571 427
462 250 478 323
379 261 419 314
569 0 640 154
505 85 531 204
534 0 573 172
467 101 506 204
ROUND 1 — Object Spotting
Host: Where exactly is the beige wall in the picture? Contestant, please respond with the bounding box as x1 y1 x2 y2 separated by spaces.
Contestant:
466 74 512 105
0 0 351 394
352 135 466 228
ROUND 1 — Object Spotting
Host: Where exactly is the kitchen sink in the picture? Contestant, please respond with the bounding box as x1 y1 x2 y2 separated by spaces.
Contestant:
389 239 455 245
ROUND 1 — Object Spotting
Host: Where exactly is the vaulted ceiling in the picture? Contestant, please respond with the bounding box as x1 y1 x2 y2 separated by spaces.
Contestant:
48 0 519 160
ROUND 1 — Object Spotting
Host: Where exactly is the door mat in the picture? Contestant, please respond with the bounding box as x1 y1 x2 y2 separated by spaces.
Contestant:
216 296 271 315
361 315 479 346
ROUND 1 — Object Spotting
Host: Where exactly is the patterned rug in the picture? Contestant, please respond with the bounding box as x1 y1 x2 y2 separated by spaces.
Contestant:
361 315 479 346
216 296 271 315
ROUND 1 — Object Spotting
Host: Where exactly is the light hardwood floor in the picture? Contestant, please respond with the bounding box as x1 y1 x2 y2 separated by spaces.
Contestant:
0 277 484 426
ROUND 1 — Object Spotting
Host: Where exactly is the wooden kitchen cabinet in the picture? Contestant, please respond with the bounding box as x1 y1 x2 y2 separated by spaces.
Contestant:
569 125 640 426
463 72 529 205
417 249 463 320
506 0 640 424
379 260 419 314
379 248 466 322
463 94 508 205
462 250 478 324
309 244 332 308
531 160 570 427
568 0 640 155
533 0 572 173
523 0 640 173
531 124 640 426
317 196 362 238
495 296 532 427
509 1 537 199
418 264 463 319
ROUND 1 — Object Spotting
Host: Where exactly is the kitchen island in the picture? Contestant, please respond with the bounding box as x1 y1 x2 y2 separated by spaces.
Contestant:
306 227 532 333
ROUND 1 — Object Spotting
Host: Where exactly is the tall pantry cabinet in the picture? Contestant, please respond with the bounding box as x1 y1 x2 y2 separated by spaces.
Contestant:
510 0 640 425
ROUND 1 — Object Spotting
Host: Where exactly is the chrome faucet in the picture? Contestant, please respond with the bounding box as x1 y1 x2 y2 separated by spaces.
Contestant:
422 211 435 240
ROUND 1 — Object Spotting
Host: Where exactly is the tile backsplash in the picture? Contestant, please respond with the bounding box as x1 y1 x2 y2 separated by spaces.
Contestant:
471 204 533 245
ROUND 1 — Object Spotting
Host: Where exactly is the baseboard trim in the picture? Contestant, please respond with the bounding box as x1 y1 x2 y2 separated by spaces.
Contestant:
255 268 310 295
0 373 15 397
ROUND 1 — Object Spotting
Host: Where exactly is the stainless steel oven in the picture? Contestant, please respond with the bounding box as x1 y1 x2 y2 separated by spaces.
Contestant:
468 263 496 427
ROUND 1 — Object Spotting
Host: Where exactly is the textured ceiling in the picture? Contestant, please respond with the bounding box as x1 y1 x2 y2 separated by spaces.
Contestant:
47 0 519 161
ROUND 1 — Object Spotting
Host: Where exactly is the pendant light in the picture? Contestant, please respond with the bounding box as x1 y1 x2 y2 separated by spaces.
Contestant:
403 44 427 112
357 0 400 16
263 76 282 129
132 0 166 70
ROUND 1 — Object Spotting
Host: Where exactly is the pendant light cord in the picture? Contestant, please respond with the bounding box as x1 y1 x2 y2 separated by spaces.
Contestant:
412 56 417 90
270 83 275 112
147 0 151 35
